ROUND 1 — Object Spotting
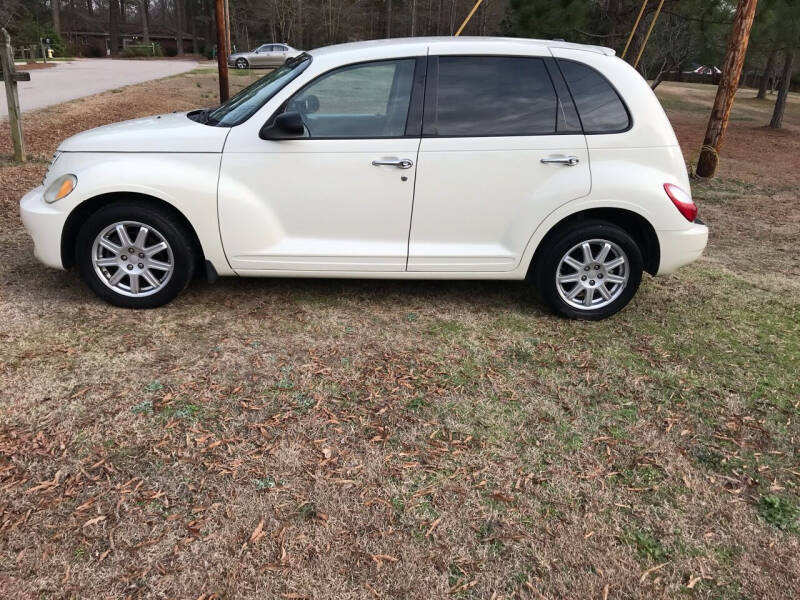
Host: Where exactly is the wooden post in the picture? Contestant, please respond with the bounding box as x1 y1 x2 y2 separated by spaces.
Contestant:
633 0 665 69
454 0 485 36
214 0 229 102
1 28 28 163
695 0 759 178
621 0 649 60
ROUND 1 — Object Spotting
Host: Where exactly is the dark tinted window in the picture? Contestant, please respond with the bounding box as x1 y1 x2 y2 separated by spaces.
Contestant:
426 57 558 136
558 60 629 132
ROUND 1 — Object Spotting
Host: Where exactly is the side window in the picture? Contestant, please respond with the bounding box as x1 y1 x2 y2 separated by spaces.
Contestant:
425 56 558 136
557 60 630 133
286 59 416 138
257 45 271 53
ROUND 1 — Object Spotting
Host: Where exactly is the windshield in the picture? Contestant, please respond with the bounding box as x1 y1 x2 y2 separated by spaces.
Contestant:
206 54 311 127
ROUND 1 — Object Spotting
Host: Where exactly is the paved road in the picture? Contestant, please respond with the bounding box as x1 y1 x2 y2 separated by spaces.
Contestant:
1 58 200 117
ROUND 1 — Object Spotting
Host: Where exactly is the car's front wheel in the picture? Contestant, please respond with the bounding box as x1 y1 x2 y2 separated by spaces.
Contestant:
533 220 643 320
75 202 195 308
235 58 249 69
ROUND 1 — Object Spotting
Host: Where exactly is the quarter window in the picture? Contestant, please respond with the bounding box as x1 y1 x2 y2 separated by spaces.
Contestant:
285 59 416 138
557 60 630 133
424 57 559 136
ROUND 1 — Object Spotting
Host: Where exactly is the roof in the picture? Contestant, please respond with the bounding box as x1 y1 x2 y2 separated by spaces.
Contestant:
309 36 616 58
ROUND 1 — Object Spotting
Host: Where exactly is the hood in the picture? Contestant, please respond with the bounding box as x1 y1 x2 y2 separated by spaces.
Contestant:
58 112 231 153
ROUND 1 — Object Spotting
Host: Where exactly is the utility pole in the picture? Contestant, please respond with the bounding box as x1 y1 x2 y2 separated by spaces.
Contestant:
214 0 229 102
1 28 30 163
224 0 231 54
696 0 759 178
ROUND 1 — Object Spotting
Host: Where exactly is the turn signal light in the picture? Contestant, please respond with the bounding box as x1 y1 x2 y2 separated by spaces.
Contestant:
663 183 697 222
44 174 77 204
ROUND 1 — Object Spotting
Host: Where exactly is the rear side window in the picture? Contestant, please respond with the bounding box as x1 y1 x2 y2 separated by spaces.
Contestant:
557 60 630 133
424 56 558 136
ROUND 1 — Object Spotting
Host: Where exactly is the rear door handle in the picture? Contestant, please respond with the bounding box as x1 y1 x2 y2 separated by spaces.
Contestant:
540 155 580 166
372 158 414 169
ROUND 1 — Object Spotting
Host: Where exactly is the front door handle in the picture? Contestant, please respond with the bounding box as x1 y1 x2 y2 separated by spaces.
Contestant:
540 155 580 166
372 158 414 169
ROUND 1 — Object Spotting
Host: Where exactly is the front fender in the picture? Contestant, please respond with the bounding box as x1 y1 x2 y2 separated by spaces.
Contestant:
51 152 234 276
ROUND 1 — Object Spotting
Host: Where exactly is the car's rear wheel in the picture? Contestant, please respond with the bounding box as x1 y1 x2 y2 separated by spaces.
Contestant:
533 220 643 320
235 58 249 69
75 202 195 308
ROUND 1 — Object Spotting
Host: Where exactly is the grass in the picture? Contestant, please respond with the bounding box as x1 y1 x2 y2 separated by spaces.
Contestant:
0 72 798 599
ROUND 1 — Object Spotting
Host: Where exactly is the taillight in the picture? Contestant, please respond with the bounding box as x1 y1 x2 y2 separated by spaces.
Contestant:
664 183 698 222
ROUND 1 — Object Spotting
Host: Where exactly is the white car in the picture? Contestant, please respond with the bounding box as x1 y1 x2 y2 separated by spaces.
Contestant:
20 37 707 320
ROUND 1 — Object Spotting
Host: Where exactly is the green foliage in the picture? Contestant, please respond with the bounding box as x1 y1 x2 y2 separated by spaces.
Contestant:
121 44 164 58
505 0 590 39
8 20 66 57
622 527 670 563
758 495 800 532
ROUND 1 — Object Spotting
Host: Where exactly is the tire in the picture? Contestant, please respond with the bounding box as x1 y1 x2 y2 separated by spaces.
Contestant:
533 220 643 321
75 202 195 309
235 58 249 69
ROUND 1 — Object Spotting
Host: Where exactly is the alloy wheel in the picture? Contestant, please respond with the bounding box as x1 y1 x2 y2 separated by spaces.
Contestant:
91 221 174 298
555 238 629 310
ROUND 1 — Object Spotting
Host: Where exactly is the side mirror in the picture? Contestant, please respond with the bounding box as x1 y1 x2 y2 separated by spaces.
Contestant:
259 111 305 139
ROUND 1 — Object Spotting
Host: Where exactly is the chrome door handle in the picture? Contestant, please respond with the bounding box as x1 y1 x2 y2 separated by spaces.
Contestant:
540 156 580 166
372 158 414 169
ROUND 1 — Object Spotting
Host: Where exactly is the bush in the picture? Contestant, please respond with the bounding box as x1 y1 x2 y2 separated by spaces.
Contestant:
8 21 67 57
120 44 164 58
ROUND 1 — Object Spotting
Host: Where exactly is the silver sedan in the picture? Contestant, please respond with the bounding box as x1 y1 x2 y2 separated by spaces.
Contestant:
227 43 302 69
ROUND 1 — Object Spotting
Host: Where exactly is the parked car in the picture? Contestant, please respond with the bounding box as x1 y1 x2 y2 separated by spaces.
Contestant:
20 37 707 320
228 43 302 69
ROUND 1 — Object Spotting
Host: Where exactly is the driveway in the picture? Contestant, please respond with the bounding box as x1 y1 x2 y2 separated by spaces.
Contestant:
1 58 201 117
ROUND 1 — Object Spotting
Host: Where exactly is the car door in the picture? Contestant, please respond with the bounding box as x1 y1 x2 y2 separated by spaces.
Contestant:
407 54 591 272
252 45 271 67
269 45 288 66
218 57 425 272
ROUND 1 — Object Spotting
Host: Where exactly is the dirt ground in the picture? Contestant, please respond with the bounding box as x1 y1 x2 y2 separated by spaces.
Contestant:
0 73 798 600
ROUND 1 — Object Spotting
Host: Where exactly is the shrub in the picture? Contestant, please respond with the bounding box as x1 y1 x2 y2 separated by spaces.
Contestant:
120 44 164 58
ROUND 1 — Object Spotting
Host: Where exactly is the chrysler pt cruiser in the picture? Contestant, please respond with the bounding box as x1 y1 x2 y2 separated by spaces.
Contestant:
20 37 708 320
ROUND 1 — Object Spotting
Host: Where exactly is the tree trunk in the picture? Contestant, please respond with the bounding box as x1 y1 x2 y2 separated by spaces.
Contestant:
757 48 777 99
695 0 759 178
52 0 61 35
770 49 794 129
86 0 93 16
110 0 120 54
176 0 185 56
297 0 304 48
141 0 150 43
189 0 198 54
386 0 392 38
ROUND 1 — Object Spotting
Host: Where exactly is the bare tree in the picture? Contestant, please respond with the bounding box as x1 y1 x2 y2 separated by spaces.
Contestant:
641 13 692 90
52 0 61 34
0 0 21 27
141 0 150 43
110 0 120 53
176 0 185 55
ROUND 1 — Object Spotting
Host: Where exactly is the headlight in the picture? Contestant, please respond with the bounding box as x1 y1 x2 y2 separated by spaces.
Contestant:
44 174 77 204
